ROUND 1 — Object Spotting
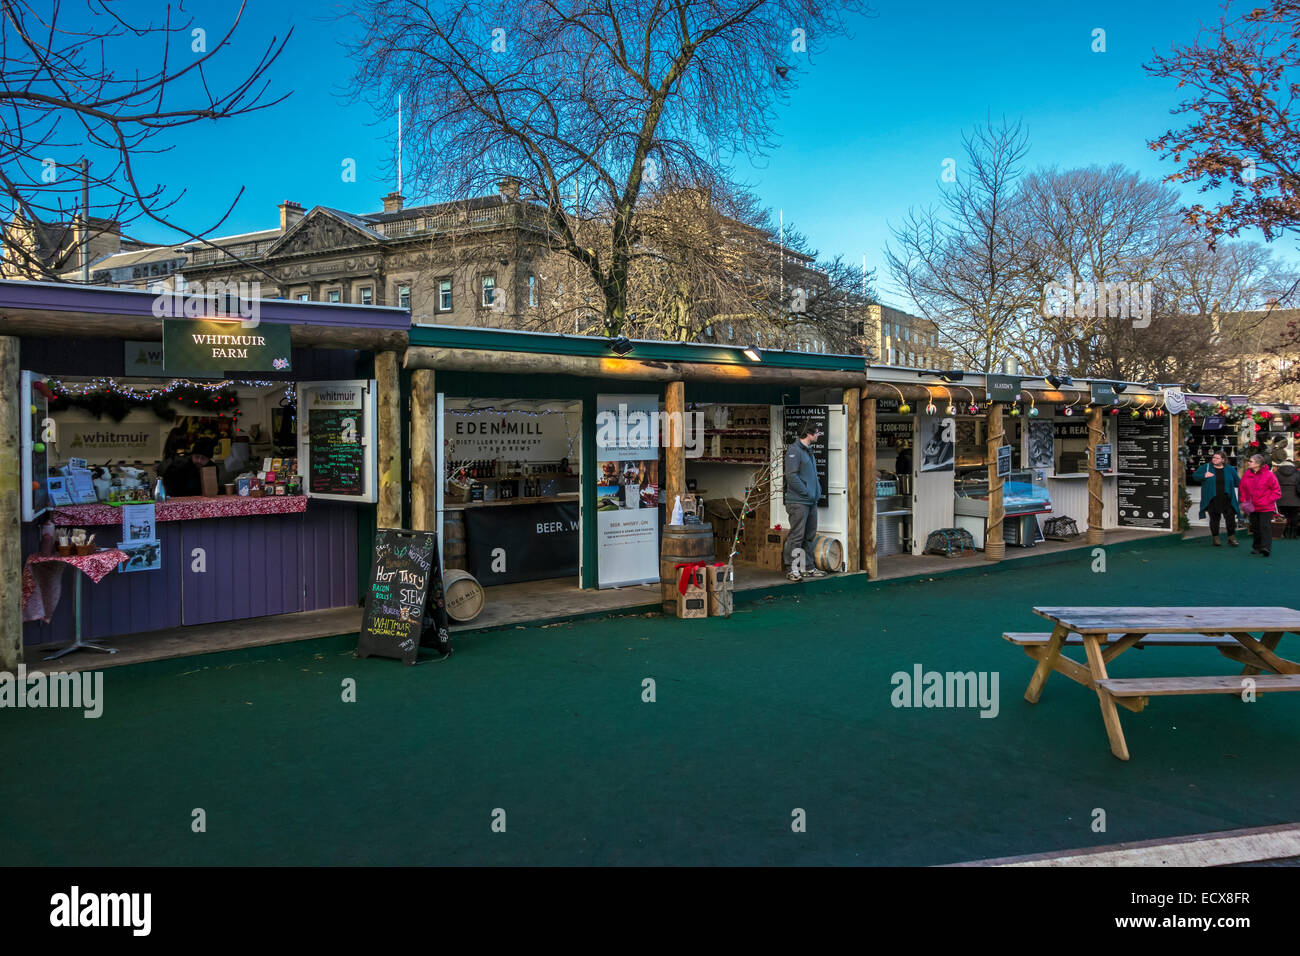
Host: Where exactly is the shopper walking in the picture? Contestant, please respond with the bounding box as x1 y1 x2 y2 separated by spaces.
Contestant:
1239 454 1282 557
1194 452 1241 547
1275 458 1300 539
783 421 823 581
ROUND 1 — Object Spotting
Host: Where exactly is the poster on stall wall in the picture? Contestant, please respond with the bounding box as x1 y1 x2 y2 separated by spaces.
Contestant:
121 504 157 543
596 394 661 588
918 414 954 472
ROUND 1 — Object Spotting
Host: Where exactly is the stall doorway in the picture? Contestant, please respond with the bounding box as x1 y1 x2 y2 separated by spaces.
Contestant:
438 397 583 590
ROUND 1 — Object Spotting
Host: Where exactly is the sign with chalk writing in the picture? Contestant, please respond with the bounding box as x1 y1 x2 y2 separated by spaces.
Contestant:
298 380 378 503
357 528 450 665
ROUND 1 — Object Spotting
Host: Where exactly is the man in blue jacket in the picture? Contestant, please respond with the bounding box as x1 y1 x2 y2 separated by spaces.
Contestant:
783 422 824 580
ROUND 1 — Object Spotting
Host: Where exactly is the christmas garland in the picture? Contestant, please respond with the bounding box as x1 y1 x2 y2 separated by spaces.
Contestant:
44 378 243 423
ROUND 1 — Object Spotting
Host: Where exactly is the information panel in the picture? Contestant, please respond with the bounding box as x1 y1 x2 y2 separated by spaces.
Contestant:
1117 417 1171 529
298 380 377 503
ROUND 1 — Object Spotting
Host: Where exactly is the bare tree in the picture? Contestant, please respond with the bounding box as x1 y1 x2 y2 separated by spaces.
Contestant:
885 117 1040 371
0 1 291 280
346 0 866 336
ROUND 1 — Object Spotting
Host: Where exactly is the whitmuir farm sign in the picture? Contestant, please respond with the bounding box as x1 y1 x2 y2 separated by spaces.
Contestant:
163 319 292 376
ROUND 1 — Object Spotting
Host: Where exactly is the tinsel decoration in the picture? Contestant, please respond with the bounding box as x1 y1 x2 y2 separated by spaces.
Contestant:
46 379 243 423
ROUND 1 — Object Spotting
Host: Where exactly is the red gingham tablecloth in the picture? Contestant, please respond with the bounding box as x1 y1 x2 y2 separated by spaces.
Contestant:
22 550 129 623
50 495 307 526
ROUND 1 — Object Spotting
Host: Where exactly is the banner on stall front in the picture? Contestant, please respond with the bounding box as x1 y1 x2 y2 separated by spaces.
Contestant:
63 424 160 462
918 414 954 473
465 501 579 585
596 394 660 588
445 401 578 462
163 319 291 377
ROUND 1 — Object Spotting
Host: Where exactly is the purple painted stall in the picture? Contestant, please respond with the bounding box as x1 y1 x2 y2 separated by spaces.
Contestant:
2 280 409 655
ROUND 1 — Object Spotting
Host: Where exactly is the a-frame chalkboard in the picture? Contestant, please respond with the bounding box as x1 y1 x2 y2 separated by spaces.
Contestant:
357 528 452 665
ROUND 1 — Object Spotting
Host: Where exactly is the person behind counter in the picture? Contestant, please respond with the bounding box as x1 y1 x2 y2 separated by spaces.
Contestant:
161 437 215 497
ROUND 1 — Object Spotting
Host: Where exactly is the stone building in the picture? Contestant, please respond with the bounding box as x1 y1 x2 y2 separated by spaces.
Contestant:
866 303 953 369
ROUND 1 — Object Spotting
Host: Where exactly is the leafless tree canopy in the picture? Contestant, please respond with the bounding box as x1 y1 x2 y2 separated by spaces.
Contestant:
346 0 866 335
0 0 290 279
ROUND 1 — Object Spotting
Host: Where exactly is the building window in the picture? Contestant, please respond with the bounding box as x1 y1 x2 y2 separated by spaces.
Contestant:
327 290 341 303
528 273 536 308
438 278 452 312
297 293 309 302
481 275 496 308
360 287 373 306
397 284 411 310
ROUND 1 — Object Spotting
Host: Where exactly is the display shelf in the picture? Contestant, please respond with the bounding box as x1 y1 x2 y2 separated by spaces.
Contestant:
445 492 579 511
692 457 769 465
704 428 769 436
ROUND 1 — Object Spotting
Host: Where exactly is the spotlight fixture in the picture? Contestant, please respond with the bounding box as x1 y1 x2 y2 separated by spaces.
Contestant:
609 336 635 355
742 346 762 362
1188 382 1201 391
940 370 965 383
1045 374 1073 389
1112 382 1128 394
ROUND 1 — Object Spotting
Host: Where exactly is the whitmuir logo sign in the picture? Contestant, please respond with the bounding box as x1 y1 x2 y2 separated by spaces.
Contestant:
163 318 291 377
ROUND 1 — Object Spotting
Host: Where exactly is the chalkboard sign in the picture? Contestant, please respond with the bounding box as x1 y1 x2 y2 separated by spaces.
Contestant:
996 444 1012 478
308 408 364 495
298 380 378 503
357 528 451 665
781 405 830 507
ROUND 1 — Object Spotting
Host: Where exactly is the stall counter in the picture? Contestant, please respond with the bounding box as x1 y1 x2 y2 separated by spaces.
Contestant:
48 495 308 526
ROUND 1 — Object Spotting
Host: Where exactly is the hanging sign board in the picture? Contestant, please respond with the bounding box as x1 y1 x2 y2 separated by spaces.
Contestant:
446 402 577 462
996 445 1013 478
297 380 377 503
985 375 1022 403
781 406 830 507
1162 389 1187 416
1091 383 1118 405
357 529 450 665
163 319 292 377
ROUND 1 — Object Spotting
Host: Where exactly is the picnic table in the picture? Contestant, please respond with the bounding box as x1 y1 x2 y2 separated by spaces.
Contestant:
1005 607 1300 760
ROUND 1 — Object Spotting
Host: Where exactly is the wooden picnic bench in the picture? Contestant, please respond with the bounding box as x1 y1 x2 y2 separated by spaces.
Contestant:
1008 607 1300 760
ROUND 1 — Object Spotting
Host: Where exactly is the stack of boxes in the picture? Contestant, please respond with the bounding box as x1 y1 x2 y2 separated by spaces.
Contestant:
703 494 771 565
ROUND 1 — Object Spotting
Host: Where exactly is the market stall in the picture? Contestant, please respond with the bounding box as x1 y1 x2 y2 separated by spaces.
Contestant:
1 280 408 667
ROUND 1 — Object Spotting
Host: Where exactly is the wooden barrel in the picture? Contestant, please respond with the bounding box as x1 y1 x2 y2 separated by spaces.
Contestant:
810 534 843 572
442 568 485 622
442 510 467 571
659 523 715 615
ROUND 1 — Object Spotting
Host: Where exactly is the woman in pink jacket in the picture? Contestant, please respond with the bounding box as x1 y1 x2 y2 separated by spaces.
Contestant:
1239 454 1282 557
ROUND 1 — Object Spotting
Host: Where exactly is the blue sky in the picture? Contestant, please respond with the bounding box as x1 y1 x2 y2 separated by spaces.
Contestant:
101 0 1287 307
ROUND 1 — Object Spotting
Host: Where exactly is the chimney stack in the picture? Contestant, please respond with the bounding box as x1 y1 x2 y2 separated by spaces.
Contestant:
279 200 304 233
382 191 405 213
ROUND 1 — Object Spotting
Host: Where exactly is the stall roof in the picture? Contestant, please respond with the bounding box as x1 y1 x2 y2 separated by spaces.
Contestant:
408 323 867 372
0 279 410 349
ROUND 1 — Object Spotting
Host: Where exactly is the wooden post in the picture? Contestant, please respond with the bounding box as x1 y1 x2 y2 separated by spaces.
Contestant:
861 396 878 579
410 368 437 532
665 381 685 514
845 387 860 573
1 336 21 670
375 350 402 530
985 404 1006 561
1087 405 1104 545
1169 411 1183 534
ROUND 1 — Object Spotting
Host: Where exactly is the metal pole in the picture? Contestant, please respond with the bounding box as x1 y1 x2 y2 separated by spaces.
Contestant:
80 159 90 283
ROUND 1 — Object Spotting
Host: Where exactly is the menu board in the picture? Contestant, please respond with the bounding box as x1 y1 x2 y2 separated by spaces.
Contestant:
20 371 49 521
1116 417 1171 529
298 380 377 503
357 528 450 665
308 408 364 495
781 405 830 507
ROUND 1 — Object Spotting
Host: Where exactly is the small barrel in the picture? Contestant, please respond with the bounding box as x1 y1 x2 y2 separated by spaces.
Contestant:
442 568 485 622
442 511 467 571
660 523 715 615
810 534 843 572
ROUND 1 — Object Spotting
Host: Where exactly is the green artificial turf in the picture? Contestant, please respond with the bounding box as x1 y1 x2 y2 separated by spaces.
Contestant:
3 535 1299 866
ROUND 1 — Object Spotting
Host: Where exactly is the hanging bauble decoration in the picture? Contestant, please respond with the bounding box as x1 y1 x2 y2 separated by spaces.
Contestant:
1028 406 1039 417
968 403 978 414
1143 409 1154 419
925 402 937 415
899 402 911 414
947 404 957 415
1130 408 1140 418
1009 406 1021 417
1063 406 1074 416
